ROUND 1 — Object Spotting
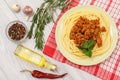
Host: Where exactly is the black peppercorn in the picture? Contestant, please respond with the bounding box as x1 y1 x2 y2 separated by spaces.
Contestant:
8 22 26 41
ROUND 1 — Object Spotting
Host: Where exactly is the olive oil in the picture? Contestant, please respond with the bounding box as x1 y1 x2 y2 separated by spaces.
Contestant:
14 45 56 71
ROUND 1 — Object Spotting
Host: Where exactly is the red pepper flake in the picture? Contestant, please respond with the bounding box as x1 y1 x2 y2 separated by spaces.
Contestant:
8 22 26 40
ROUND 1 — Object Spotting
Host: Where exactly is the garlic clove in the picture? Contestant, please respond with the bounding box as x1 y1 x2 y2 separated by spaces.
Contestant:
23 6 33 15
11 3 21 12
23 5 33 21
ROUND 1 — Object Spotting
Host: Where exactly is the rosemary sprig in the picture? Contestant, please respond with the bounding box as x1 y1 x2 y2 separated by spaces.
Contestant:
27 0 71 50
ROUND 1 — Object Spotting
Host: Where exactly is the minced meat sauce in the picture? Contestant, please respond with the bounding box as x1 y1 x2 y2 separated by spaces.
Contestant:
69 16 106 47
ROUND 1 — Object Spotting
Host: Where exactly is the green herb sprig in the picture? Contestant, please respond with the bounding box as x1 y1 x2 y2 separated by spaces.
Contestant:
27 0 71 50
77 40 96 57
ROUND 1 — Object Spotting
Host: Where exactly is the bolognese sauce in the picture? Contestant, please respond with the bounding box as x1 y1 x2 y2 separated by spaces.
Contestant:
69 16 106 47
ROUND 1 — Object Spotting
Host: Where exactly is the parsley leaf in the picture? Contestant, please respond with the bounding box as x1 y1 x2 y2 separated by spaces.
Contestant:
77 40 96 57
87 40 95 50
84 49 92 57
84 41 88 48
77 46 84 50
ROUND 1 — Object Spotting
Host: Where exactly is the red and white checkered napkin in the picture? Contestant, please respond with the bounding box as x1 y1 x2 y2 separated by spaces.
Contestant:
43 0 120 80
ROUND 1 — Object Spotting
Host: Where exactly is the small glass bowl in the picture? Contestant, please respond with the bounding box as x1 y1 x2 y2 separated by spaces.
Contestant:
6 20 28 43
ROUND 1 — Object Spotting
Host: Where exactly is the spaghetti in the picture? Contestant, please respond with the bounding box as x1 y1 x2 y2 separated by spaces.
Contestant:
60 8 112 58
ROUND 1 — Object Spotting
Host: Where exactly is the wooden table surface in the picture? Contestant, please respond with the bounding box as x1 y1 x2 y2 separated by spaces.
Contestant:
0 0 101 80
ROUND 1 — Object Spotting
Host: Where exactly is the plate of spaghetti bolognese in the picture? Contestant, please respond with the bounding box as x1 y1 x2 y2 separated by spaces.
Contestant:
55 5 118 66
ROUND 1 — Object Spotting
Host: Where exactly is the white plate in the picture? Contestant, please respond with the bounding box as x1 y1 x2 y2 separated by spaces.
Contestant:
55 5 118 66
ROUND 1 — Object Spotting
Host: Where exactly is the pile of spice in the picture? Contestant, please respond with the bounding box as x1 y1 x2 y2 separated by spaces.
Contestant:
8 22 26 40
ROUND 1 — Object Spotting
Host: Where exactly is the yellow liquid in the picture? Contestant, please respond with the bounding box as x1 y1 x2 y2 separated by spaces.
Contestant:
14 45 46 67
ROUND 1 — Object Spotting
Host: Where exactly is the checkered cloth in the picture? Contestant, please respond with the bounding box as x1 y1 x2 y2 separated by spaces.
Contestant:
43 0 120 80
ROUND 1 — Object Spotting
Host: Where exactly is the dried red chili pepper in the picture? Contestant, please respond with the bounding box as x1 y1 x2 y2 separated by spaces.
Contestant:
21 69 67 79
